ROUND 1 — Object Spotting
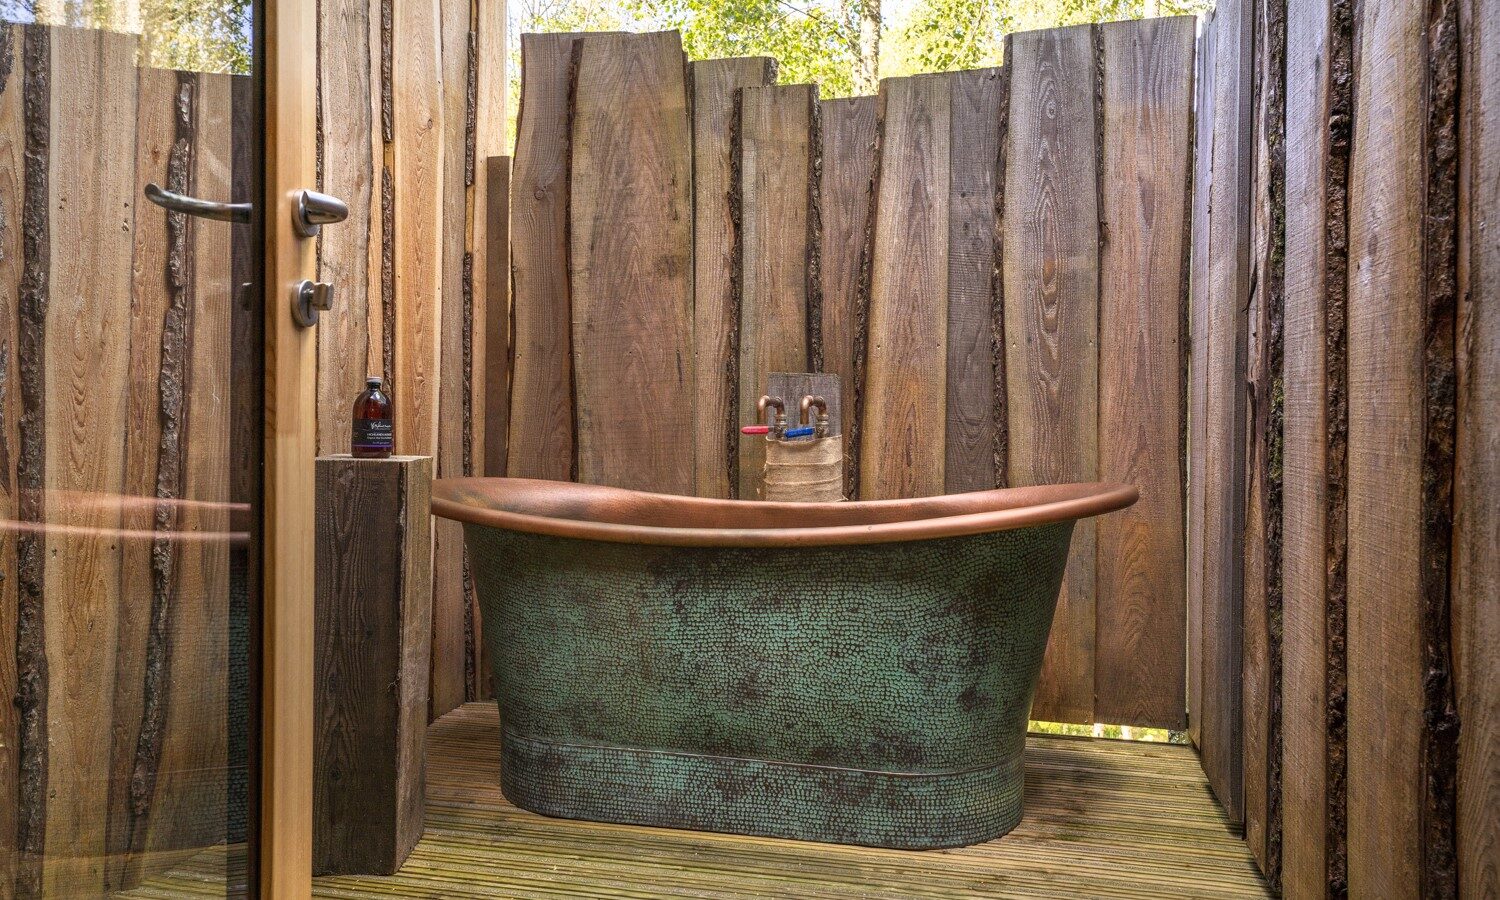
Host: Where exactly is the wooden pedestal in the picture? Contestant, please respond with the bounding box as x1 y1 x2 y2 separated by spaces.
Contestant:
313 454 433 875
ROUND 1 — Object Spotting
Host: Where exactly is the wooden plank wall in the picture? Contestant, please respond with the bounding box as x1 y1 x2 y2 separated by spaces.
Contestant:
502 20 1195 730
1206 0 1498 891
0 24 250 895
313 0 508 715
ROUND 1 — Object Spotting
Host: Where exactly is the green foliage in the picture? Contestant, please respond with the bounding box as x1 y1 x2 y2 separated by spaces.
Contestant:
7 0 250 74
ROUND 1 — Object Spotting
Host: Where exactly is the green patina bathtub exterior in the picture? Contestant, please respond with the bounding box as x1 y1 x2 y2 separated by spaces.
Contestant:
460 517 1075 850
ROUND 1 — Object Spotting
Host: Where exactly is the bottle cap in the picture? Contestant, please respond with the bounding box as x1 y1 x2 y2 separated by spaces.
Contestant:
366 376 382 387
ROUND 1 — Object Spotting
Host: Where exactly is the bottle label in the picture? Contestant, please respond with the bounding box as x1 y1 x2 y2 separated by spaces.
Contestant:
353 418 394 450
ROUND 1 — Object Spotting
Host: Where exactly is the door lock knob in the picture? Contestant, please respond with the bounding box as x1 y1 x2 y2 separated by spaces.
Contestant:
293 280 335 327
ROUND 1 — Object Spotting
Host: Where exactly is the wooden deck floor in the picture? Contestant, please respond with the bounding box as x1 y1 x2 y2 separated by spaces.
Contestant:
130 703 1269 898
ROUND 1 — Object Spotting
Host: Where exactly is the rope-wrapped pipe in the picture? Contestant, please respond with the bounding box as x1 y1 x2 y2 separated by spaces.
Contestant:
762 436 845 502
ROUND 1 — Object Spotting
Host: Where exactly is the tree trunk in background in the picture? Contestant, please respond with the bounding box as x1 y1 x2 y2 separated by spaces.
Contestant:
856 0 879 95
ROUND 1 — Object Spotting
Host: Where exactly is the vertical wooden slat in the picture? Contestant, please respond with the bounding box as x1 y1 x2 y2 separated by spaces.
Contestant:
1187 10 1218 749
1095 17 1194 731
1198 0 1252 824
1283 0 1352 891
507 33 580 482
816 95 876 498
1002 26 1099 725
483 155 511 479
690 56 775 499
431 0 470 719
1457 0 1500 892
736 83 816 500
860 74 950 501
315 0 383 453
944 67 1004 495
40 26 138 894
0 22 22 888
1243 0 1286 877
569 31 694 494
391 0 443 463
1345 0 1458 892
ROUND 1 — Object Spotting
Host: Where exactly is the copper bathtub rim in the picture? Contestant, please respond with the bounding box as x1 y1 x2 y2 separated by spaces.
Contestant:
430 477 1138 548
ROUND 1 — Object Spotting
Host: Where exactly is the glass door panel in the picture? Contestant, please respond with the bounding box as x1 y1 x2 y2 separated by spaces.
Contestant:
0 3 258 896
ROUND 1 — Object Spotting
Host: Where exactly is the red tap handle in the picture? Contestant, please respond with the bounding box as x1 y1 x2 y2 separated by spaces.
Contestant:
740 425 770 435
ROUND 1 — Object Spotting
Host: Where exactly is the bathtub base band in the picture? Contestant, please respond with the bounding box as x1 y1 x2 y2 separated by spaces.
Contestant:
499 728 1026 850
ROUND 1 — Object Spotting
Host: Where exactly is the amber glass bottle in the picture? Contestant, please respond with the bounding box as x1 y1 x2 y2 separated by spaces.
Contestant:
351 376 394 459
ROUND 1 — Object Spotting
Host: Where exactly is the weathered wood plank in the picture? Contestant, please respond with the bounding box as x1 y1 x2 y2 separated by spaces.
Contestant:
1282 0 1352 891
314 455 433 876
40 26 138 894
315 0 382 454
944 67 1004 495
816 95 876 498
1345 0 1457 893
1457 0 1500 891
431 0 471 719
691 57 775 499
860 74 950 501
0 22 23 884
569 31 694 494
1095 17 1194 731
736 83 817 500
483 155 511 479
1002 26 1099 725
1198 0 1252 824
1187 9 1218 749
1243 0 1285 878
391 0 443 462
507 33 580 482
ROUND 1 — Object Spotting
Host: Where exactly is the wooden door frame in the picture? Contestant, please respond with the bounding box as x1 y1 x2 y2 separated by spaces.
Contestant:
260 0 318 893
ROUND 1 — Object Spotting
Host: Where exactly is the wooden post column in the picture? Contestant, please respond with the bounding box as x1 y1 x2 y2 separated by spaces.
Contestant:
313 454 433 875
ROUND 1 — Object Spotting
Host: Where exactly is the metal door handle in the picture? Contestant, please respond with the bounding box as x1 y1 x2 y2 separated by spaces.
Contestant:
293 189 348 236
144 183 251 224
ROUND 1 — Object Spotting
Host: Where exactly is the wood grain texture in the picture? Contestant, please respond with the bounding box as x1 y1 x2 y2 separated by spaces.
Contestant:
1344 0 1430 893
1001 26 1099 725
431 0 471 719
1282 0 1352 892
40 27 138 894
690 57 774 499
314 455 432 876
483 155 511 478
816 95 876 497
0 22 21 884
1243 0 1286 879
1095 17 1193 731
508 33 581 482
315 0 383 454
736 83 816 500
860 74 950 501
390 0 443 461
944 67 1004 495
1198 0 1252 825
1457 0 1500 891
569 31 694 494
1187 9 1217 749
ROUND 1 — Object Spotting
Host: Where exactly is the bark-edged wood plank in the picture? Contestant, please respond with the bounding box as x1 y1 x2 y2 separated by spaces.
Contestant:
569 31 695 494
859 74 950 501
483 155 512 478
736 83 817 500
691 56 775 499
315 0 383 454
1457 0 1500 891
1095 17 1194 731
944 67 1005 495
1282 0 1352 890
1002 26 1099 725
508 33 581 482
0 22 23 883
816 95 876 498
40 26 138 894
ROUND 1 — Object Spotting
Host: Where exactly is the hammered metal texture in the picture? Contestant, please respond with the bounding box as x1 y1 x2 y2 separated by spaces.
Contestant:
463 521 1075 849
